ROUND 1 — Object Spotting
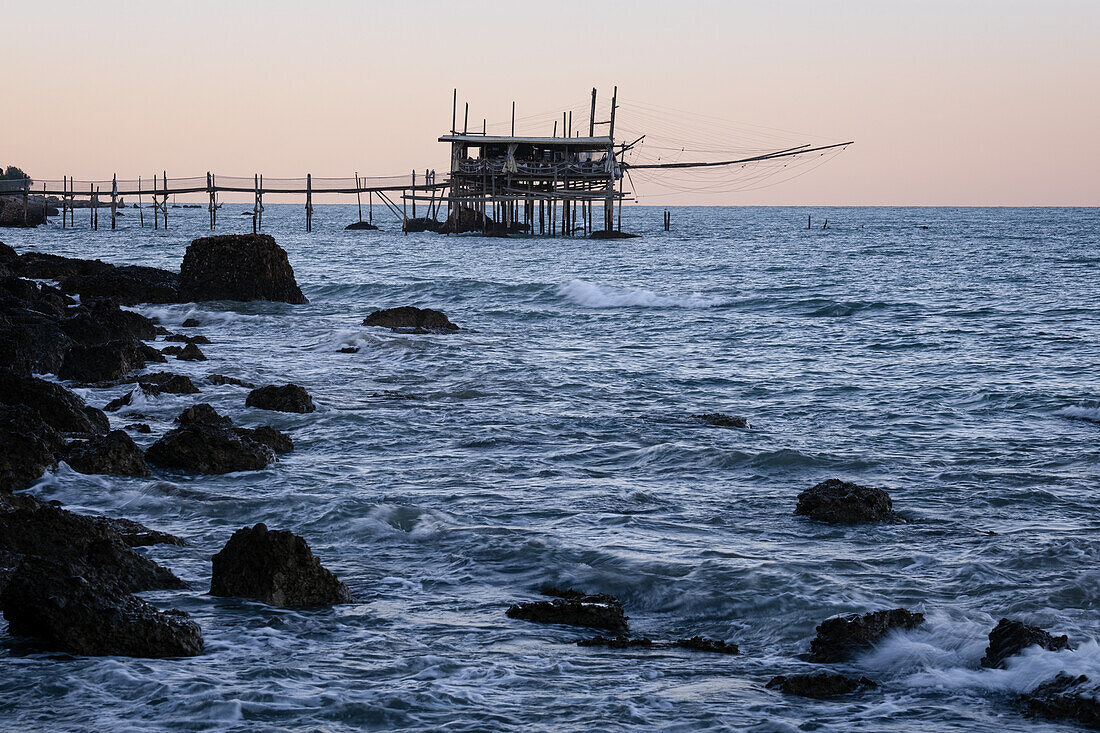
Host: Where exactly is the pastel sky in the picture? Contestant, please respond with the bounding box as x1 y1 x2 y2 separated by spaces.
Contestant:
4 0 1098 205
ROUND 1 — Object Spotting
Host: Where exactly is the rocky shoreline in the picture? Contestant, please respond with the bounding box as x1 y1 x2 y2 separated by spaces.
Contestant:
1 233 1095 728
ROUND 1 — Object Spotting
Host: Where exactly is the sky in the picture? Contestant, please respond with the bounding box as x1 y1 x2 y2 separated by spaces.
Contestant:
3 0 1098 205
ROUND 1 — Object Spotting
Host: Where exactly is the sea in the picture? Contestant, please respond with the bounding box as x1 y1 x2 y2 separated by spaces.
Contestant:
1 204 1098 731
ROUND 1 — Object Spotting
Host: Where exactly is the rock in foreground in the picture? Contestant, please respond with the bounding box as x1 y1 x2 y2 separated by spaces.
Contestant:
145 422 274 474
507 589 628 633
808 608 924 662
64 430 150 477
795 479 903 524
766 672 878 699
210 523 352 607
981 618 1071 669
246 384 315 413
1021 673 1100 729
179 234 307 304
363 306 459 333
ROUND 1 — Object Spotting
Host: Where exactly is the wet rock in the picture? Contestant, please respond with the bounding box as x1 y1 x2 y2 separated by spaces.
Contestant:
176 343 207 361
403 217 442 233
578 635 653 649
145 423 274 474
207 374 255 388
589 230 639 240
176 403 292 453
693 412 749 428
13 252 111 280
181 318 201 328
179 234 308 304
0 305 74 375
165 333 211 344
344 221 378 231
0 404 64 492
87 515 183 547
59 265 181 305
246 383 315 413
363 306 459 333
673 636 740 654
0 275 73 317
507 590 628 633
0 368 108 434
1 556 202 657
63 430 149 477
1021 673 1100 728
161 345 183 356
766 672 878 699
104 390 137 411
437 206 525 235
209 523 352 607
62 298 158 344
236 425 293 453
58 338 163 382
795 478 903 524
136 372 200 394
981 618 1071 669
338 346 359 354
177 403 233 429
808 608 924 662
125 422 152 434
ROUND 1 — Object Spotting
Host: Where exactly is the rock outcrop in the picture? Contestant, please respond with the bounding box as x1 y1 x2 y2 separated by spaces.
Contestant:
179 234 307 304
795 479 903 524
766 672 878 698
980 618 1071 669
1021 673 1100 729
507 588 628 633
59 265 181 305
246 384 315 413
0 404 64 492
145 422 274 474
362 306 459 333
63 430 150 477
59 339 165 383
209 523 352 607
0 368 108 435
176 343 207 361
808 608 924 662
692 412 749 428
673 636 740 654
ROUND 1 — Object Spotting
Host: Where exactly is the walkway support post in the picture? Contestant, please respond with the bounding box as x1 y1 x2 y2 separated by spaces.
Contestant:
111 174 117 230
305 173 313 232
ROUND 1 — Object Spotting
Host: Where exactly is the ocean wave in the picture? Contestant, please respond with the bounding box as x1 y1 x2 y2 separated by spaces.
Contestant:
1056 405 1100 423
557 279 723 309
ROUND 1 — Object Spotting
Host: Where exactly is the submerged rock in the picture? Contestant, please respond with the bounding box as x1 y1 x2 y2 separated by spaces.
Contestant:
209 523 352 607
673 636 740 654
207 374 255 388
589 230 639 240
344 221 378 231
175 343 207 361
179 234 307 304
64 430 149 477
766 672 878 699
246 383 315 413
578 635 653 649
1 556 202 658
125 422 152 434
692 412 749 429
507 589 628 633
795 478 903 524
181 318 201 328
981 618 1071 669
165 333 211 345
1021 673 1100 728
808 608 924 662
363 306 459 333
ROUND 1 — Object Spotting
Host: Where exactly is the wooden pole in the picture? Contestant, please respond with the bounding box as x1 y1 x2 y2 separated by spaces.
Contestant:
356 172 362 222
162 171 168 230
42 183 48 225
111 174 117 229
511 100 515 136
153 175 158 229
463 102 469 134
411 169 416 219
452 88 457 134
138 176 144 227
22 178 29 226
369 191 373 224
589 87 597 137
253 174 259 234
259 174 264 230
306 173 312 232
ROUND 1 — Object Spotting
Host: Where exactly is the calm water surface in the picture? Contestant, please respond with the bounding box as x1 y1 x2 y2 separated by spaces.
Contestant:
1 205 1098 731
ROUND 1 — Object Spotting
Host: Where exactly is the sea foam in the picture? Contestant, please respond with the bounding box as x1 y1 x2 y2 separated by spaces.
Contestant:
557 279 722 308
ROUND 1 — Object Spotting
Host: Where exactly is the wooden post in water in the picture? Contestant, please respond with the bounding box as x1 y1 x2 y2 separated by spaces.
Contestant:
411 169 416 219
369 191 373 225
207 172 214 230
253 174 259 234
138 176 144 228
808 214 811 229
258 175 264 230
111 174 118 230
306 173 313 232
355 172 363 222
152 175 158 229
162 171 168 230
22 178 29 226
589 88 597 136
511 101 515 136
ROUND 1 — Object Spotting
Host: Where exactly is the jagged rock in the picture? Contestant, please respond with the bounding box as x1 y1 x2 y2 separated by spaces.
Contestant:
578 635 653 648
693 412 749 429
0 242 16 265
0 197 47 228
62 298 157 345
0 492 183 592
87 515 183 547
808 608 924 662
64 430 149 477
795 479 903 524
165 333 211 345
207 374 255 388
337 346 359 353
104 390 137 411
181 318 201 328
209 523 351 607
125 422 151 434
176 343 206 361
13 252 111 280
145 423 274 474
0 275 72 317
177 403 233 429
236 425 293 453
179 234 307 304
363 306 459 333
673 636 740 654
0 368 108 434
1021 673 1100 728
0 301 74 376
176 403 292 453
59 338 164 383
0 404 64 492
59 265 181 305
134 371 200 394
344 221 378 231
246 383 315 413
161 345 183 356
766 672 878 699
507 589 628 633
403 217 442 233
981 618 1071 669
1 556 202 657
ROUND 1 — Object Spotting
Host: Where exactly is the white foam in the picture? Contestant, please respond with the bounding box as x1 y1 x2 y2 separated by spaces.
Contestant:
557 279 722 309
1057 405 1100 422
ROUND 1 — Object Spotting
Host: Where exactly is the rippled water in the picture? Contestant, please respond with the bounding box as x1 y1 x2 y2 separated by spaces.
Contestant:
2 205 1099 731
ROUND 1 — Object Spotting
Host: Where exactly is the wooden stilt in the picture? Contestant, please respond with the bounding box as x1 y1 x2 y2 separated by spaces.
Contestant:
138 176 144 227
253 174 259 234
355 172 363 222
111 174 118 230
306 173 313 232
162 171 168 230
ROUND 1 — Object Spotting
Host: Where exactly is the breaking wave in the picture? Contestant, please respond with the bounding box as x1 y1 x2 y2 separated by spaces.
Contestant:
557 279 723 308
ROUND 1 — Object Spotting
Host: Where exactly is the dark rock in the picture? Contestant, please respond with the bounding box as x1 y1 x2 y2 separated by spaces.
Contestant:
125 422 151 434
145 423 274 474
209 523 352 607
154 325 171 336
344 221 378 231
13 252 111 280
64 430 149 477
673 636 740 654
207 374 255 388
693 412 749 428
1021 673 1100 728
103 390 136 412
136 372 200 394
403 217 442 233
176 403 291 453
766 672 879 699
246 383 315 413
88 515 183 547
0 305 73 375
338 346 359 354
179 234 307 304
0 241 16 264
59 338 156 382
1 556 202 657
61 298 158 344
507 590 628 633
161 345 183 356
589 230 640 240
0 275 72 317
437 205 527 235
165 333 211 345
176 343 207 361
58 265 180 307
981 618 1071 669
176 402 233 429
0 368 108 434
808 608 925 662
181 318 200 328
578 635 652 649
0 404 64 492
236 425 293 453
795 478 903 524
363 306 459 333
